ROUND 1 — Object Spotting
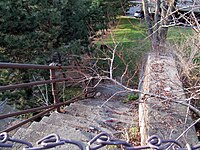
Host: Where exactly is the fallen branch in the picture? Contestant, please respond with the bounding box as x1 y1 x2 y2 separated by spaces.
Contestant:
172 100 200 117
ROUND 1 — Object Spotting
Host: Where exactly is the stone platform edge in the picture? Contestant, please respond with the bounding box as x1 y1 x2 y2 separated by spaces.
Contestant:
139 53 198 147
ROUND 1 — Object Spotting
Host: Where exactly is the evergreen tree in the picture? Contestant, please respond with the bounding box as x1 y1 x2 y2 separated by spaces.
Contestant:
0 0 129 109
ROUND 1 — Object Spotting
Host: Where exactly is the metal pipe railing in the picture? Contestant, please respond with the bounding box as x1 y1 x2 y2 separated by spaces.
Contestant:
0 104 55 120
0 95 80 120
0 61 91 133
0 62 83 117
1 107 55 133
0 94 84 133
0 78 71 91
0 62 70 70
49 63 60 112
0 62 92 71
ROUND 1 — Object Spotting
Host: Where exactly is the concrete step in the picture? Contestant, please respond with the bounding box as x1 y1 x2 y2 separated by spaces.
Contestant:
64 101 136 127
27 121 73 135
65 101 136 132
11 122 93 150
41 112 112 134
94 83 128 98
11 127 45 150
27 120 110 150
64 103 103 121
9 97 138 150
75 98 134 117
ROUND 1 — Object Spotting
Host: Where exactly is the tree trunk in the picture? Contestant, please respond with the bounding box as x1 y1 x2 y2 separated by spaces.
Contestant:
159 27 168 46
142 0 153 42
159 0 169 47
142 0 178 52
154 0 161 50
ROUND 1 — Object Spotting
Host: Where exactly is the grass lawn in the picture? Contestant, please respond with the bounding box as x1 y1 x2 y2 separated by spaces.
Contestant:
167 26 193 43
98 16 193 65
102 16 150 56
96 16 194 86
96 16 150 86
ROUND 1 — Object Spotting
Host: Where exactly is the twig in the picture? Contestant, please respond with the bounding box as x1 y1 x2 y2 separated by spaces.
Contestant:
32 75 48 106
166 118 200 150
172 100 200 117
100 90 131 108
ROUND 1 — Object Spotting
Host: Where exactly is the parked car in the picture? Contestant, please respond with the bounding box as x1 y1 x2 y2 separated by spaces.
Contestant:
134 11 144 18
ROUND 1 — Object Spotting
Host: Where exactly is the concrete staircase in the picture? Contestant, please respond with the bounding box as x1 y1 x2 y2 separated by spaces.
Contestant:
10 97 138 149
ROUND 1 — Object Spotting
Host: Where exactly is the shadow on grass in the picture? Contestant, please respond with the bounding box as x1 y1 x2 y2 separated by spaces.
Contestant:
95 16 150 86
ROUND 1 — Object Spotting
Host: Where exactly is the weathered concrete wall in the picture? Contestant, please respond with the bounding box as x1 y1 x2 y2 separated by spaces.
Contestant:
139 53 198 147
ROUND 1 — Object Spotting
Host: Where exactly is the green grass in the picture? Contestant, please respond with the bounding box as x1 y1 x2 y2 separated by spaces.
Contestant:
104 16 149 51
96 16 150 85
167 26 193 43
96 16 194 86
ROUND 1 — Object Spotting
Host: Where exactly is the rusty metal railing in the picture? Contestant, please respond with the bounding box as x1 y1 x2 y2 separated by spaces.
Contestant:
0 94 84 133
0 62 71 111
0 78 71 91
0 62 71 70
0 62 85 133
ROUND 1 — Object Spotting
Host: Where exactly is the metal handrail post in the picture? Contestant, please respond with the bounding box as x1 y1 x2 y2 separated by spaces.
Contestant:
49 63 60 112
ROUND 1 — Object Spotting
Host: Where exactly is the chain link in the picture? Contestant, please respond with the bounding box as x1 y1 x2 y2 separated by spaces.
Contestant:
1 132 200 150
